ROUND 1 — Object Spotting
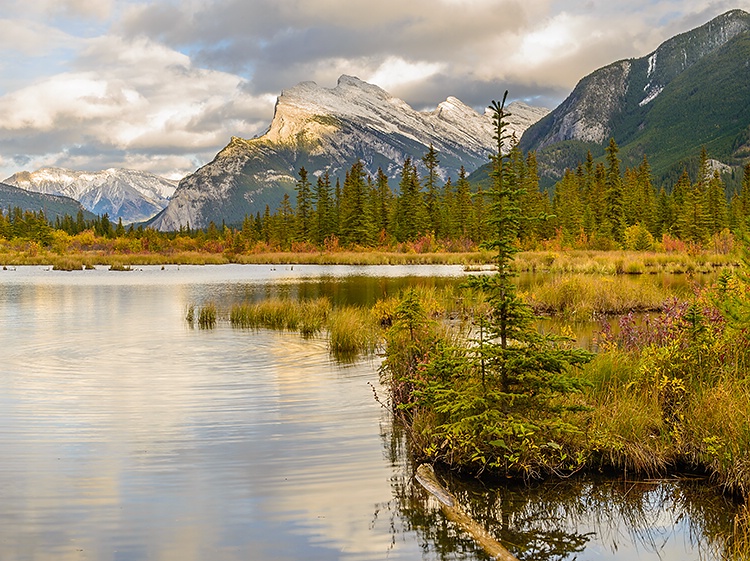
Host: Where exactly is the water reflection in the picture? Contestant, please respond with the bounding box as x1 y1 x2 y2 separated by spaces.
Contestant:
383 425 741 561
0 265 740 561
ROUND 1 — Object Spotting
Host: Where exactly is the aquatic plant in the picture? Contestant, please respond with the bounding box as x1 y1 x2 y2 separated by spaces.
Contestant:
327 306 379 360
197 303 217 329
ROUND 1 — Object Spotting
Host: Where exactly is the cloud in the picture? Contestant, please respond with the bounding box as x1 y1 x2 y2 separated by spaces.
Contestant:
0 34 274 179
3 0 750 180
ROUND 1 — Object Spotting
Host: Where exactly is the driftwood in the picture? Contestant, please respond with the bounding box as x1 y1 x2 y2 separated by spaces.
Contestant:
415 464 519 561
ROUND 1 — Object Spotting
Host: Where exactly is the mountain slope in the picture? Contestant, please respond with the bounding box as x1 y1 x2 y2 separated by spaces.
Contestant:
4 168 177 223
520 9 750 183
0 182 95 222
148 76 548 231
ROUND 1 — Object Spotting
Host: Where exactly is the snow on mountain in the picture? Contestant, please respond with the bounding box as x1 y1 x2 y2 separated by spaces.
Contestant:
4 168 178 222
521 9 750 153
148 75 549 231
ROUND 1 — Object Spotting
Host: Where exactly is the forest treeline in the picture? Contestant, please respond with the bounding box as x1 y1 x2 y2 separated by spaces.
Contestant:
2 140 750 254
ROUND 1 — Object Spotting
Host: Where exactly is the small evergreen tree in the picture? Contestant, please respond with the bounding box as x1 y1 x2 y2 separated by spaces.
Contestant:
339 160 373 246
604 138 625 243
422 144 441 237
383 92 594 477
294 167 313 242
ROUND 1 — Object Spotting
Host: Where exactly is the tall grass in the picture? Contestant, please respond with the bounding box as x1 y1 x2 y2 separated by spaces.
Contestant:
197 303 217 329
516 250 739 275
230 297 331 336
327 306 380 360
523 274 672 318
227 297 381 358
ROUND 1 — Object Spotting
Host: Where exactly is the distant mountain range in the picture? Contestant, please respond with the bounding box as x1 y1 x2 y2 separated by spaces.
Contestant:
147 75 548 231
0 182 94 222
6 9 747 231
520 9 750 184
3 168 177 223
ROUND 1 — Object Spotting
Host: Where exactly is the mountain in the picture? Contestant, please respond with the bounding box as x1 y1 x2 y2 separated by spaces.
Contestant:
148 75 548 231
0 182 95 222
519 9 750 184
3 168 177 223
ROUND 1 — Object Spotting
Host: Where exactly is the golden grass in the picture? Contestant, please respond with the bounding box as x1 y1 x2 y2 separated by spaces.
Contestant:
522 274 671 318
327 307 380 359
516 250 739 275
230 297 331 336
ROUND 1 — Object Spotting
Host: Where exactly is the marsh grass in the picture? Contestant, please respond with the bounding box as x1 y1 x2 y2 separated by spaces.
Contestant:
516 250 739 275
227 297 380 358
198 303 217 329
523 274 671 319
580 355 672 476
233 250 493 266
230 297 331 336
681 380 750 497
730 504 750 560
108 262 132 271
327 306 380 360
51 256 84 271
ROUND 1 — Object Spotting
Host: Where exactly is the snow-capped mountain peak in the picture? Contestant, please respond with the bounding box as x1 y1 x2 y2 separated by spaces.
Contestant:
147 75 549 231
3 167 178 222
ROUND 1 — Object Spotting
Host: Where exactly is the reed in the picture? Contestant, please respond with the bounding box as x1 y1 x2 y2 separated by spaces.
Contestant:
51 256 84 271
198 303 217 329
327 306 380 360
524 274 671 318
515 250 739 275
229 297 331 336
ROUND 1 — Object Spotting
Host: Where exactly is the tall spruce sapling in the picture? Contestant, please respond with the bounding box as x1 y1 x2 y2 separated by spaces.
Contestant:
457 92 593 475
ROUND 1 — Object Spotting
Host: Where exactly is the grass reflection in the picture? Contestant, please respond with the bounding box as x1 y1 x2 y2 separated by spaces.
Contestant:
382 425 743 561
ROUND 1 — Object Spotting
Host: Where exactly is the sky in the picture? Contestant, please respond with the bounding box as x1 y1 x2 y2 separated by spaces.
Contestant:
1 0 749 181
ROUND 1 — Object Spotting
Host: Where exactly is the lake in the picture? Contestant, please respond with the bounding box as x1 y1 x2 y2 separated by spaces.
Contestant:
0 264 740 560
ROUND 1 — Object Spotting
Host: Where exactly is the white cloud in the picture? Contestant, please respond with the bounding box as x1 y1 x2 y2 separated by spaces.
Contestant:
367 57 445 93
0 34 275 179
3 0 750 180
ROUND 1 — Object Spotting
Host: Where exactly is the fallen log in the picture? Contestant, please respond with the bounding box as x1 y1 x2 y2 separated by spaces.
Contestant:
415 463 519 561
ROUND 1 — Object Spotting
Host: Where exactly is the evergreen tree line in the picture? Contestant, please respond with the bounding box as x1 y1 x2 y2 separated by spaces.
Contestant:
238 143 546 250
2 140 750 252
250 139 750 251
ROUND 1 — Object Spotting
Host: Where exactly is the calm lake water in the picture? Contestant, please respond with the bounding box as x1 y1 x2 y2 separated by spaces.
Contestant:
0 264 739 561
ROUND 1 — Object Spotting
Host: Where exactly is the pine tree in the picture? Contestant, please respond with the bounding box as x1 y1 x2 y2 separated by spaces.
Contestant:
371 167 394 240
604 138 625 243
637 155 657 234
740 163 750 229
422 144 441 237
518 150 550 242
441 178 455 239
552 169 583 240
679 184 710 244
394 157 427 242
294 167 313 242
339 160 373 246
454 166 472 239
471 183 487 244
704 170 728 235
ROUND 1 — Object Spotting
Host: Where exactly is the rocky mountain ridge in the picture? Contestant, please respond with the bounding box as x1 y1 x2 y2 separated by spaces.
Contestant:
520 9 750 182
148 76 548 231
4 167 177 223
